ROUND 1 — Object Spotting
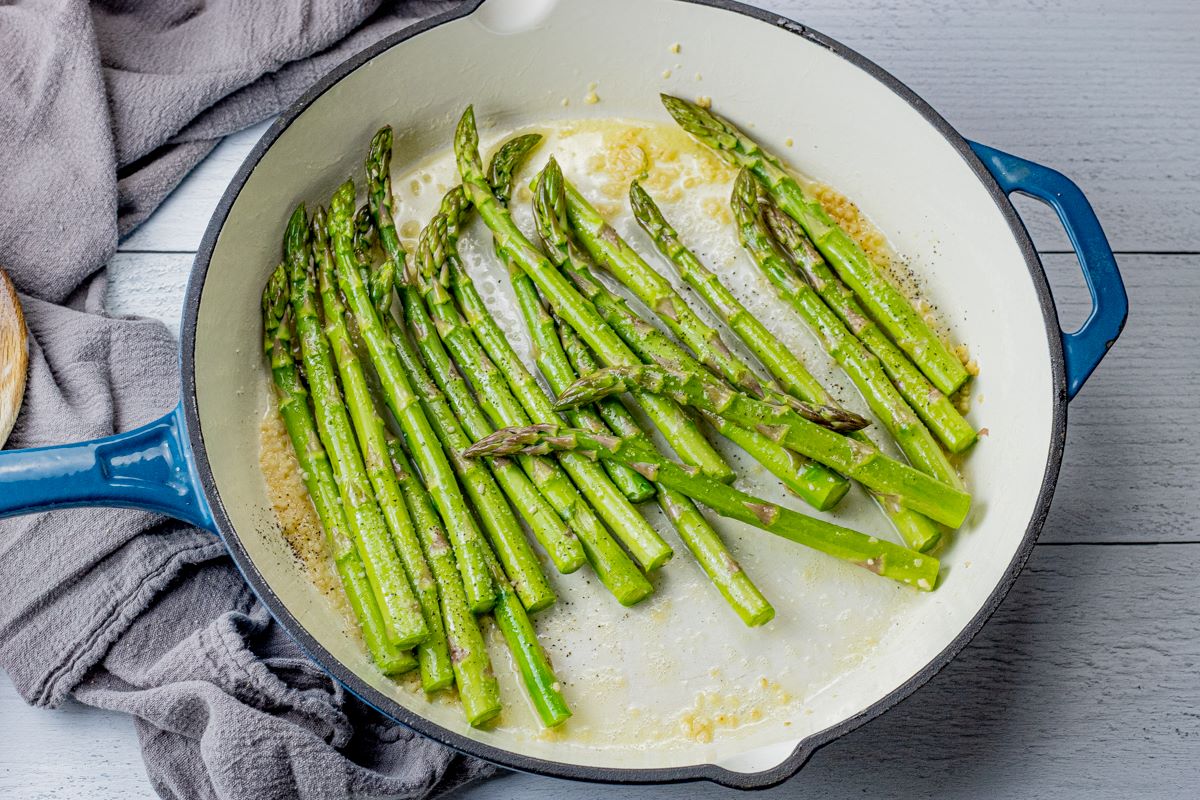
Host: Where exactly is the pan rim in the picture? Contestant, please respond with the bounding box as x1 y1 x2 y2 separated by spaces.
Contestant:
179 0 1067 788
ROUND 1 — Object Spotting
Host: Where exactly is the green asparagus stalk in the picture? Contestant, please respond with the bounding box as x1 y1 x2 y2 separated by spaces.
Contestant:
428 138 656 600
535 162 856 511
360 136 563 720
533 282 774 626
283 207 428 649
365 127 406 265
555 364 971 529
387 438 499 717
762 202 977 454
353 204 380 266
568 178 767 406
558 174 855 508
630 182 942 551
370 235 555 615
730 172 964 491
483 134 652 505
327 181 497 613
430 180 673 573
453 106 734 483
661 94 970 396
467 425 941 591
479 543 572 727
364 129 584 579
387 270 586 578
514 268 655 503
310 210 455 685
402 276 650 606
556 318 644 457
262 267 415 675
418 214 674 575
388 398 563 727
551 243 854 509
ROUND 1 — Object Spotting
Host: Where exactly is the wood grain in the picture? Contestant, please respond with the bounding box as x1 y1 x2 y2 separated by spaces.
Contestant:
0 268 28 448
4 1 1196 798
1040 254 1200 544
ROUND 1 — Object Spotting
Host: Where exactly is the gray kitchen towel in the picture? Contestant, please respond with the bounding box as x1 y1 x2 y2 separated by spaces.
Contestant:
0 1 501 798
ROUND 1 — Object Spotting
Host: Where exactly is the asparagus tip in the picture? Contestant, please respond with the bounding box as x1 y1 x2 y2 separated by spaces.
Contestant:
283 204 309 261
463 424 558 459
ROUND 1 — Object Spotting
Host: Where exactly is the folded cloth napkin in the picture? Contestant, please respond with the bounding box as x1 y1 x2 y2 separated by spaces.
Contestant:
0 1 500 797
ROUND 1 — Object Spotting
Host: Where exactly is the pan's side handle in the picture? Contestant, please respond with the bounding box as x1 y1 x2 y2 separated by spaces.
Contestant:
969 141 1129 400
0 402 215 530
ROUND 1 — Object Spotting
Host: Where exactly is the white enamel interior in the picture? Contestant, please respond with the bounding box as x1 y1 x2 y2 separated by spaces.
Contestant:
192 0 1056 777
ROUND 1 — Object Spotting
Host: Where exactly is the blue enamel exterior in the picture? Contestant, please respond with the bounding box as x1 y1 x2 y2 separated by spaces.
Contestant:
0 403 214 531
968 141 1128 399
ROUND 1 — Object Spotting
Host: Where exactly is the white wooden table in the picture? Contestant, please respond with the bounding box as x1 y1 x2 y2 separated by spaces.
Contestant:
3 1 1198 797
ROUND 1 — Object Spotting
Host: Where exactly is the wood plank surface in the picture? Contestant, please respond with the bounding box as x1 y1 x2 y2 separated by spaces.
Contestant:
5 1 1196 798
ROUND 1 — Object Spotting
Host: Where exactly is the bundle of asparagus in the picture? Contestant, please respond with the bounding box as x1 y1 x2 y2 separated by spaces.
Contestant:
259 96 977 730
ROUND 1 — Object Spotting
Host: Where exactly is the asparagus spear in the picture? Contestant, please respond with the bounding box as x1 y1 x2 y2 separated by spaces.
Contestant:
730 172 964 492
467 425 941 591
418 213 674 575
310 210 457 685
538 163 854 511
283 207 428 649
402 270 650 606
479 541 571 728
386 440 557 728
327 181 497 613
450 144 675 569
350 238 556 616
762 202 977 454
661 94 970 396
378 230 556 614
387 438 500 719
555 364 971 529
393 278 584 580
485 134 652 506
516 270 655 503
631 183 942 551
395 188 649 605
568 178 785 411
481 132 650 505
353 204 379 266
557 176 853 508
262 267 415 675
364 129 584 579
453 106 734 483
383 377 563 726
524 273 774 626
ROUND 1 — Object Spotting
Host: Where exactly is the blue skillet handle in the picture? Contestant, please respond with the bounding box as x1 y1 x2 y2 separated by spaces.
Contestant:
0 403 215 531
969 141 1128 400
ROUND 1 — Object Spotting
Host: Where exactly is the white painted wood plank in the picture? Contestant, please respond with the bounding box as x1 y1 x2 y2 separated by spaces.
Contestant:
1038 254 1199 543
0 674 153 800
103 253 193 338
772 0 1200 253
113 1 1200 255
118 121 273 254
